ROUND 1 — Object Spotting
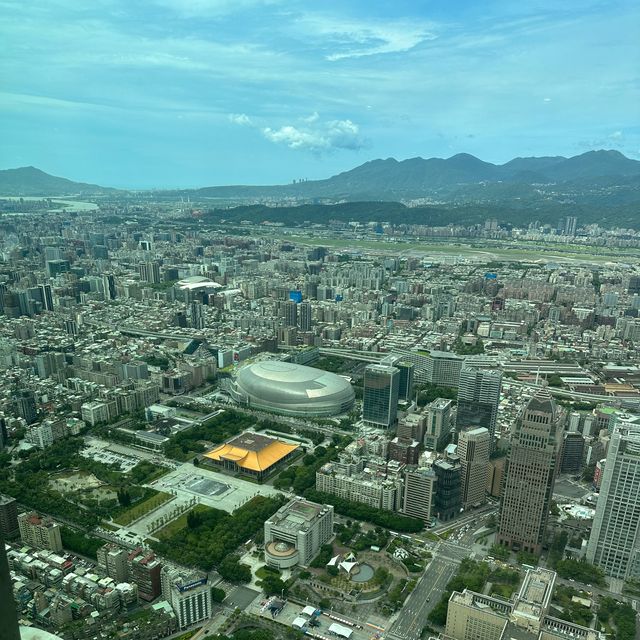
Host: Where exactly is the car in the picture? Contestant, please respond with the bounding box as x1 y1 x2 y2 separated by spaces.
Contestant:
427 597 431 602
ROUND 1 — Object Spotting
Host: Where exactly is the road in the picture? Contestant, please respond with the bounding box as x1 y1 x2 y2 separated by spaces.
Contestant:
388 545 465 640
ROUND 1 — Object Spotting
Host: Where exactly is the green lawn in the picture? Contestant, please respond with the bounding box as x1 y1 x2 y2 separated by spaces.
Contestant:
113 491 173 526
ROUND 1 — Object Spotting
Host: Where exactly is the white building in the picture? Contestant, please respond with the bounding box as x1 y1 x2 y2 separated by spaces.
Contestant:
161 566 211 629
264 498 334 569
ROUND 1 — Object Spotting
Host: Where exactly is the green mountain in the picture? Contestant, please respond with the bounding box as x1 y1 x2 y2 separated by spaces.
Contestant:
0 166 116 196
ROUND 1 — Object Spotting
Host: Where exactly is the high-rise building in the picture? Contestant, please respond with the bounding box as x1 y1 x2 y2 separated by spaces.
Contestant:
13 389 37 424
403 467 437 524
283 300 298 328
498 390 562 554
139 261 161 284
128 547 163 601
188 300 205 329
18 511 63 552
0 534 21 640
39 283 54 311
161 566 211 629
298 301 312 332
424 398 453 450
456 366 502 449
459 427 490 509
433 449 462 522
559 432 585 474
564 216 578 237
0 495 19 538
97 543 130 583
380 355 414 402
363 364 400 428
586 423 640 579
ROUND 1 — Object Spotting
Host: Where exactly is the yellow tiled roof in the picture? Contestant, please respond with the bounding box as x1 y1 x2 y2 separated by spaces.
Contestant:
204 440 298 472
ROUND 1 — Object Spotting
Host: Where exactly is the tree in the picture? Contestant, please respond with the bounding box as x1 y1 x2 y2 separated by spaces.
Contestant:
261 573 288 596
327 565 339 577
218 555 252 583
117 488 131 507
211 586 226 602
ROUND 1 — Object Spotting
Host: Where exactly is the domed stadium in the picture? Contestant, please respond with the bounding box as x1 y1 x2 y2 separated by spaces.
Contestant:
230 360 355 417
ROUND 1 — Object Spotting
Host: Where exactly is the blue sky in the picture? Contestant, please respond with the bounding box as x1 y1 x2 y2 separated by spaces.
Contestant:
1 0 639 188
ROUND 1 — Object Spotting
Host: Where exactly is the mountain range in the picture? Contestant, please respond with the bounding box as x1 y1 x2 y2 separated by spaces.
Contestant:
1 150 639 199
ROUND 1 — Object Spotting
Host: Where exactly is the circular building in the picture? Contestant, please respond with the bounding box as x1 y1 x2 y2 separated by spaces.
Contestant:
231 360 355 417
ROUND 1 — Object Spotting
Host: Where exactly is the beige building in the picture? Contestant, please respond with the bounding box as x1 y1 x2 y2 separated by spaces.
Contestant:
459 427 490 508
498 390 563 554
445 568 603 640
445 590 510 640
18 511 62 552
403 466 437 523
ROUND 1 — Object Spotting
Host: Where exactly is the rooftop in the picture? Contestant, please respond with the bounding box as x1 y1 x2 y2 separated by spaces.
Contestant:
204 432 298 472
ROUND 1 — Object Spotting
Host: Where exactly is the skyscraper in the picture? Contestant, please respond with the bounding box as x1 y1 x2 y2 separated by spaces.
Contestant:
458 427 490 509
498 390 562 554
456 366 502 449
362 364 400 428
586 424 640 579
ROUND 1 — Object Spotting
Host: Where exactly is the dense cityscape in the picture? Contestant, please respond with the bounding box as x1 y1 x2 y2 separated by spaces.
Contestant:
0 197 639 640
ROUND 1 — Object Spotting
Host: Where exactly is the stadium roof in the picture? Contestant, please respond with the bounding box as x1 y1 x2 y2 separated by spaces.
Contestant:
203 433 298 472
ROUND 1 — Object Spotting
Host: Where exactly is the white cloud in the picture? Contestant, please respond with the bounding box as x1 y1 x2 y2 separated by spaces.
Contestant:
262 116 365 152
229 113 253 126
294 14 437 61
609 130 623 139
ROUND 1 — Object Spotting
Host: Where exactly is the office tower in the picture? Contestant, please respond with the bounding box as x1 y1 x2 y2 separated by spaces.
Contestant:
39 283 54 311
403 467 437 524
560 432 585 474
18 511 63 551
498 390 562 554
298 300 312 332
396 361 414 401
97 543 130 583
103 274 117 299
161 566 211 629
380 355 414 402
456 366 502 449
586 424 640 579
0 494 20 538
433 451 462 522
424 398 453 450
139 261 161 284
564 216 578 236
283 299 298 327
363 364 400 428
13 389 37 424
0 534 21 640
459 427 490 509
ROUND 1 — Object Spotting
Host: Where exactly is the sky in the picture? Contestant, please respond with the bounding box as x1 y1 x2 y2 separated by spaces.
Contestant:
1 0 639 188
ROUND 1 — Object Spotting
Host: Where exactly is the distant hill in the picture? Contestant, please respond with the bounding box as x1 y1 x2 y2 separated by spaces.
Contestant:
186 149 640 201
0 166 116 196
